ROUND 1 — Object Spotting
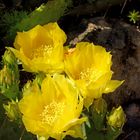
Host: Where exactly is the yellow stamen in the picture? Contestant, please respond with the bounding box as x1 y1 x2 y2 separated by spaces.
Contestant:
80 67 102 84
31 45 53 58
80 68 92 80
40 101 65 125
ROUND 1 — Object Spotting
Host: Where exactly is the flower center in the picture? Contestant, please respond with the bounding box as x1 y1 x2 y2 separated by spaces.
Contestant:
80 68 93 81
31 45 53 58
40 101 65 125
80 67 103 84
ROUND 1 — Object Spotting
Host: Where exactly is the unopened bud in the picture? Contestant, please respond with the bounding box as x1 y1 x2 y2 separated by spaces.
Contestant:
3 100 21 121
0 49 19 99
91 98 107 130
107 106 126 129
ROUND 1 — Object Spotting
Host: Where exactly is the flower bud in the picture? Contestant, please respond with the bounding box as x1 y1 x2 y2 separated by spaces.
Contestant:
91 98 107 130
107 106 126 129
3 100 21 121
0 49 19 99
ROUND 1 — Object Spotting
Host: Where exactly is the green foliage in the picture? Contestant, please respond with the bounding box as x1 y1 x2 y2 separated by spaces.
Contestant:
5 0 72 43
3 100 21 122
0 119 36 140
0 10 28 34
0 51 35 140
1 10 28 27
128 10 140 24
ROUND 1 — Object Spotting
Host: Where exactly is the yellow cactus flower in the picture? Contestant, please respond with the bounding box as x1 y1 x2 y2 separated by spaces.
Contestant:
64 42 124 107
10 22 66 73
19 74 86 140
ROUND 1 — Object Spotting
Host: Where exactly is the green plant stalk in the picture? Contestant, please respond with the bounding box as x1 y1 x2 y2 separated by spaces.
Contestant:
105 126 122 140
87 127 105 140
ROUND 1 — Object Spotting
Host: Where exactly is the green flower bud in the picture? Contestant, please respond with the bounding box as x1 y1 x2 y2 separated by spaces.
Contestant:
22 80 33 96
107 106 126 129
3 49 16 64
91 98 107 130
35 73 46 88
92 98 107 114
3 100 21 122
0 49 19 99
105 106 126 140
